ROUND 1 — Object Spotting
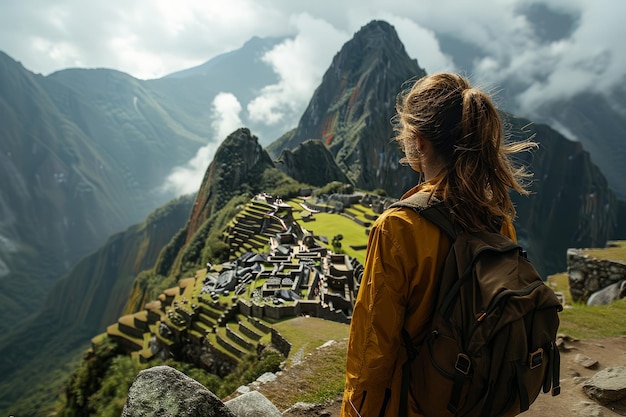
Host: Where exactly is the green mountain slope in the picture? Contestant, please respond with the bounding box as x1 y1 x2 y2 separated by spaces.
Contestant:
0 195 193 417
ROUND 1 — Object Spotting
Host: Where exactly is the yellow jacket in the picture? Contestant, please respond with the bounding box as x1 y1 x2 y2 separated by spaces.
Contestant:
341 186 516 417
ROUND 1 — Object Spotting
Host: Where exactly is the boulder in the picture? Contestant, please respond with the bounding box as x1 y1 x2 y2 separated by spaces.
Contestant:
224 390 282 417
122 366 236 417
587 280 626 306
583 366 626 404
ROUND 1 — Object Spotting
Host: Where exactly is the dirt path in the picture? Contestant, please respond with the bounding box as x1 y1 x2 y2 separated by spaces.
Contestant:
267 336 626 416
522 335 626 416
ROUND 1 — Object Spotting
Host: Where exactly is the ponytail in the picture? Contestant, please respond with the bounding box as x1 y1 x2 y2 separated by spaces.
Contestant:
395 73 536 232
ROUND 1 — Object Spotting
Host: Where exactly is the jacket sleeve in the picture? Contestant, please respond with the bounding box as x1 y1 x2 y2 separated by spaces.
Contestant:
342 217 411 416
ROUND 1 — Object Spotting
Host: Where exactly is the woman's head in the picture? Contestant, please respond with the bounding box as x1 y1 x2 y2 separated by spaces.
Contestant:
395 72 536 231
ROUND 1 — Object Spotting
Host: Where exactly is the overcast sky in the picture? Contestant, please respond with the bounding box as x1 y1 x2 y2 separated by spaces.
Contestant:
2 0 625 195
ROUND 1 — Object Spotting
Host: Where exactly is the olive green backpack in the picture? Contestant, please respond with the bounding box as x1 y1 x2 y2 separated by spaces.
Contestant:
390 195 562 417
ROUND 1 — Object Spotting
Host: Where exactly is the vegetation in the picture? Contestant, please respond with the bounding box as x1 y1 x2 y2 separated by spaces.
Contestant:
216 349 283 398
296 210 372 263
260 168 305 199
55 336 282 416
315 181 353 196
580 243 626 262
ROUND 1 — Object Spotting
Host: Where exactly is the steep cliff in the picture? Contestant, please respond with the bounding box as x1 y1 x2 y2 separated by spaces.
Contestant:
150 128 302 281
507 116 618 274
267 20 425 198
185 128 277 241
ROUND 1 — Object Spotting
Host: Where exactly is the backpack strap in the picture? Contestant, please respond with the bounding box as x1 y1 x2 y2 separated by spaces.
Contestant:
388 193 460 239
391 193 460 417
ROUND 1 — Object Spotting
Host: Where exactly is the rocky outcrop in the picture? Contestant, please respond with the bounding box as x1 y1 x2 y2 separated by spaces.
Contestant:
509 118 620 275
187 128 276 241
275 139 352 187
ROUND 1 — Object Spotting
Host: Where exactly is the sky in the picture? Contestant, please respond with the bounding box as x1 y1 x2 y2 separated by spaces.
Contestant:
2 0 625 195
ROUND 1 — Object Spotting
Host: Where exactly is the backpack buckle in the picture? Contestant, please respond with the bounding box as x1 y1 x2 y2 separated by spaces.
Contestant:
455 353 471 375
529 348 544 369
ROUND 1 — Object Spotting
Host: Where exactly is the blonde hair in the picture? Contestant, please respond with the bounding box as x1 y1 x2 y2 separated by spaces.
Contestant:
395 72 536 232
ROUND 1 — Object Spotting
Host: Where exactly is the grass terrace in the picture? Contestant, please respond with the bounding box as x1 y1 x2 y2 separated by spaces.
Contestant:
579 241 626 263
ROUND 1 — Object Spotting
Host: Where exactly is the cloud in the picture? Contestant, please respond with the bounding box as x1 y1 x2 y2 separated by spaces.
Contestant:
1 0 626 138
246 13 349 128
161 92 242 196
511 1 626 117
212 93 244 139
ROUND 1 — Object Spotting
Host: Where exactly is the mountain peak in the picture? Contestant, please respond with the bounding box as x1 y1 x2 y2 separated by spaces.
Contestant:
186 128 275 240
267 19 424 197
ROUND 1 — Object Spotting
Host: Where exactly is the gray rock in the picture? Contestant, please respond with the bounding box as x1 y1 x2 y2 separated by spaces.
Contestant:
224 390 282 417
122 365 236 417
587 280 626 306
236 385 251 394
574 353 599 369
583 366 626 404
255 371 277 384
283 402 320 415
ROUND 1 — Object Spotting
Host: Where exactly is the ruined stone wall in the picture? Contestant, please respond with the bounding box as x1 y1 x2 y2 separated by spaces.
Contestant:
271 328 292 357
567 248 626 302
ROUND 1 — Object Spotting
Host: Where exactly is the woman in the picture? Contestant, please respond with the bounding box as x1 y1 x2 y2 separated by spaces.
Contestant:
340 72 535 417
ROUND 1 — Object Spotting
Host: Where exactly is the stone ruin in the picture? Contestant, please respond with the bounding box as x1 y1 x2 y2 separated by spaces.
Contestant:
102 192 373 372
567 244 626 305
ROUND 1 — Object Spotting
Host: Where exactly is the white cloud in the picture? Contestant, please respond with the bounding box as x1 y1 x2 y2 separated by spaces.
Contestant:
212 93 243 139
247 13 349 127
161 92 242 196
1 0 626 137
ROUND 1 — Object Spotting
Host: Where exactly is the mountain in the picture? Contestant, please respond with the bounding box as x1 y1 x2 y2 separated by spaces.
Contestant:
263 20 623 273
0 195 193 416
165 36 284 82
0 35 293 337
531 89 626 199
507 117 618 274
3 19 626 416
267 20 424 198
0 53 204 336
147 36 288 144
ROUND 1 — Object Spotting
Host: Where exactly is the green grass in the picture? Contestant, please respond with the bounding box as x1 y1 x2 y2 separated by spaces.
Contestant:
297 212 369 263
580 243 626 262
548 273 626 339
294 342 347 405
273 316 349 365
259 317 349 408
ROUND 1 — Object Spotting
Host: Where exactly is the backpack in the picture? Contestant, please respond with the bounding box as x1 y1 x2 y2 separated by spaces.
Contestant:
390 194 562 417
